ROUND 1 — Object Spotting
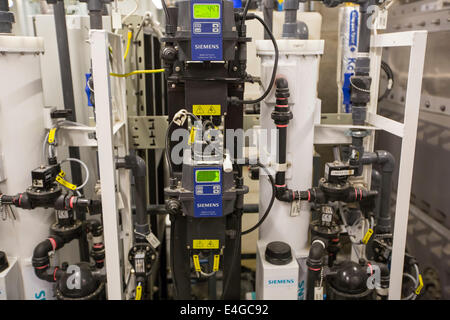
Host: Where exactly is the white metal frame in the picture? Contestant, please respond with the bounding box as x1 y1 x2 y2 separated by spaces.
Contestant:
315 30 427 300
369 30 427 300
90 30 134 300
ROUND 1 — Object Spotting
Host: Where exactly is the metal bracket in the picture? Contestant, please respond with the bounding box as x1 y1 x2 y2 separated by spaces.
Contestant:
128 116 168 149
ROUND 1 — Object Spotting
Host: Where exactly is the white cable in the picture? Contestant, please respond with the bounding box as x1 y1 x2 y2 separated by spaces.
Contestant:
402 273 418 300
199 270 217 278
414 264 420 283
42 131 50 162
122 0 139 25
350 77 371 93
60 158 90 190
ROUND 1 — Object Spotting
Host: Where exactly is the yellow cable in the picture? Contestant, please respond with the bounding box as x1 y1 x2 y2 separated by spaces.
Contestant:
135 284 142 300
123 31 133 61
110 69 165 78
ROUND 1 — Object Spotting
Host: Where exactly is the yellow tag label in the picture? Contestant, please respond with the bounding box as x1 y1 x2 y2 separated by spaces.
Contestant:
193 239 219 249
193 255 201 272
56 171 77 190
48 128 57 144
189 127 197 145
135 285 142 300
192 104 221 116
415 274 424 295
213 254 220 272
362 228 374 244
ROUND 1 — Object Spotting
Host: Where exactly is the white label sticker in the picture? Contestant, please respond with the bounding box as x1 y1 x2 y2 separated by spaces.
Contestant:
290 200 301 217
314 287 324 300
330 169 354 176
146 232 160 249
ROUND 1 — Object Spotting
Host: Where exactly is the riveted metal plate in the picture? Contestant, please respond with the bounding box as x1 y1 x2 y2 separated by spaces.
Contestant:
128 116 168 149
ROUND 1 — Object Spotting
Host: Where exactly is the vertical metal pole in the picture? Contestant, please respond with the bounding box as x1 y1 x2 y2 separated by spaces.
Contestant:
52 0 89 261
388 31 427 300
262 0 273 40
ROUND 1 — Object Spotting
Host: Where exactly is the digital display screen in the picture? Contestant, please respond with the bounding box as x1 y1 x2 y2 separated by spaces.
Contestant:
196 170 221 183
193 4 220 19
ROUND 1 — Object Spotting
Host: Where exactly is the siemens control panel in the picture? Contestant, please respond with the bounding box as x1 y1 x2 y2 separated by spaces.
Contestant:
193 167 223 217
191 0 223 61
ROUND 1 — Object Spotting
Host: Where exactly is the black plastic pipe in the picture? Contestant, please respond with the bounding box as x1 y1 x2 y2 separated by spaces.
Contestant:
51 0 88 260
32 235 65 282
357 0 374 54
117 155 150 239
306 239 327 300
362 151 395 234
271 78 298 202
371 168 382 219
376 151 395 234
262 0 273 40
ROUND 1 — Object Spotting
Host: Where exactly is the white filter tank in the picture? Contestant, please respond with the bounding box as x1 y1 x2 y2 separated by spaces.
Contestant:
255 39 323 299
0 36 56 300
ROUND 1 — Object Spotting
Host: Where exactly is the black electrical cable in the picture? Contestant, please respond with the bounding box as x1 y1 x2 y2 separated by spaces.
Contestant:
162 0 171 26
165 120 175 179
240 0 252 29
237 14 278 105
221 162 274 299
242 162 275 235
170 218 179 299
378 60 394 102
221 207 242 299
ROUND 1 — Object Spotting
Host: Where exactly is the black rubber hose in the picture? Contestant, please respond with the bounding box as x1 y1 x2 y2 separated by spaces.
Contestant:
242 162 275 235
378 61 394 102
162 0 171 26
238 14 278 105
240 0 252 29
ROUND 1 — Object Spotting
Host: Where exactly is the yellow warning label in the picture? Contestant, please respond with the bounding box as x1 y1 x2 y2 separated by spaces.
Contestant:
193 255 201 272
56 170 77 190
362 228 373 244
192 104 221 116
193 239 219 249
213 254 220 272
415 274 424 295
48 128 57 144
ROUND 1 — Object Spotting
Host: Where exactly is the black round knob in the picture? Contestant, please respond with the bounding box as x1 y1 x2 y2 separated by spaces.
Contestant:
329 261 369 294
265 241 293 265
0 251 8 273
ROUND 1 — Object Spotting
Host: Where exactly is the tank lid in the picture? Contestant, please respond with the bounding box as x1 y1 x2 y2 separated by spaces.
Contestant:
265 241 293 265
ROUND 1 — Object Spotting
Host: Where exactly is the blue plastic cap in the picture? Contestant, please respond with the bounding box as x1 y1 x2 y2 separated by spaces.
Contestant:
85 73 93 107
233 0 242 8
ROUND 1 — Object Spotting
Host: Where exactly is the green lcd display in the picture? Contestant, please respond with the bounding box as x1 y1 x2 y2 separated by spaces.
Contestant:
193 4 220 19
196 170 220 183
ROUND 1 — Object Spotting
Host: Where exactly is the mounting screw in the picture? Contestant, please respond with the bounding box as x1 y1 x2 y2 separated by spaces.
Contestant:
233 66 238 72
425 101 430 108
175 66 181 72
440 105 446 112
